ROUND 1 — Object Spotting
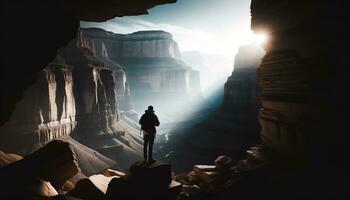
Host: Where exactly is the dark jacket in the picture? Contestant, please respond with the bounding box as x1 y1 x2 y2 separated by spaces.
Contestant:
139 110 160 134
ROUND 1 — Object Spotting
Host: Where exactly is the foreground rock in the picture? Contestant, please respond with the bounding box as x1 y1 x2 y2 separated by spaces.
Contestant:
107 160 181 200
0 151 22 167
68 174 116 200
0 140 79 199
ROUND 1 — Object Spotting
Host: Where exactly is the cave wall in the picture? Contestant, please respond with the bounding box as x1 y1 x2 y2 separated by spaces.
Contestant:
251 0 350 168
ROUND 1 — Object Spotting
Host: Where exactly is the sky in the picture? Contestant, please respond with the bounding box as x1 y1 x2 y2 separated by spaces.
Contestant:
81 0 264 60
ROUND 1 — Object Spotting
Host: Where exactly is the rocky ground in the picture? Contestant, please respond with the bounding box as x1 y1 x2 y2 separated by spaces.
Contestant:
0 139 260 200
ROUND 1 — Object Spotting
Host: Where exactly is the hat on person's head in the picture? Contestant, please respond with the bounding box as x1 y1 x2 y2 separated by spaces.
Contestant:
148 105 154 112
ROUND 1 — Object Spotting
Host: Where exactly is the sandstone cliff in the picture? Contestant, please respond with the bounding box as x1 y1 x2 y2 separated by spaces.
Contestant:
0 34 142 170
58 38 143 169
223 43 265 111
79 28 202 113
0 58 76 154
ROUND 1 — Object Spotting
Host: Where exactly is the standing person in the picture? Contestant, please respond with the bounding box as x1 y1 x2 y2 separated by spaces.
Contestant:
139 105 160 163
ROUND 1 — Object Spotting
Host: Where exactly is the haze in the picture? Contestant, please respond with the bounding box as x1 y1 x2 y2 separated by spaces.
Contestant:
81 0 262 61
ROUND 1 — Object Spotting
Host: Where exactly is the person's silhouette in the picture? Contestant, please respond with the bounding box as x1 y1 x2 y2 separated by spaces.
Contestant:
139 106 160 163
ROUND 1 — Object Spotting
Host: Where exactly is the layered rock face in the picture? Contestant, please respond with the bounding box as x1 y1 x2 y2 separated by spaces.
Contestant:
79 28 202 113
223 43 265 111
57 40 121 136
0 41 121 153
251 0 350 164
75 30 135 113
240 0 350 198
0 59 77 154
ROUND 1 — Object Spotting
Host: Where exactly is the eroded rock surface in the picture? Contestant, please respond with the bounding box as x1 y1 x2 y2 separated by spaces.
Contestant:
0 35 142 169
79 28 202 113
0 59 77 154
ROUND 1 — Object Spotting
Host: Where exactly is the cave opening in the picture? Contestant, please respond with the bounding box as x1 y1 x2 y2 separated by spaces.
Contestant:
1 0 350 199
79 0 268 172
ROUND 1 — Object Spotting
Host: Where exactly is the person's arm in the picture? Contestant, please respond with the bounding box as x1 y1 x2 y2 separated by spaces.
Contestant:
154 115 160 127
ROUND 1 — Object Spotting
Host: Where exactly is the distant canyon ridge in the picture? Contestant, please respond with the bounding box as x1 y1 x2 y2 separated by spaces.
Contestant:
79 28 203 114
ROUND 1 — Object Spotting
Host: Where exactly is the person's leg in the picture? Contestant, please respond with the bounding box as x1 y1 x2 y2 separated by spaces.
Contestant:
148 135 155 162
143 134 149 162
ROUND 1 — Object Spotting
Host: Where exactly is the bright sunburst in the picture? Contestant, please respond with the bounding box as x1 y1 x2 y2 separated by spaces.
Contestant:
254 32 268 45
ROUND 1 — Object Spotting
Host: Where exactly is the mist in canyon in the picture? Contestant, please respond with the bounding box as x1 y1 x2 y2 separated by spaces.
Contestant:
2 0 349 199
80 0 266 171
0 0 267 174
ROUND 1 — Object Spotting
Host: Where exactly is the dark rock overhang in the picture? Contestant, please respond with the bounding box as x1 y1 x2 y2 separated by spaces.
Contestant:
0 0 177 126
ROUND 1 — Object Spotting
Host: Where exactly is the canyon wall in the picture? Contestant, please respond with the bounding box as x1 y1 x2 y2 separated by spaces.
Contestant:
0 36 140 159
57 39 120 136
0 59 76 154
223 43 265 111
79 28 202 113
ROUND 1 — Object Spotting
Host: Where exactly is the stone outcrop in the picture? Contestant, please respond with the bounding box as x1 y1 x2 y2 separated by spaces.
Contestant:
79 28 202 112
223 43 265 111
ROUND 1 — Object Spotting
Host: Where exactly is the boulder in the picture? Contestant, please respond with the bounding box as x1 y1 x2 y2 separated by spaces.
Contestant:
103 169 126 177
193 165 228 187
168 180 182 197
0 140 79 199
32 179 59 197
68 174 115 200
187 171 201 185
129 160 172 188
214 155 234 172
106 176 132 200
0 151 22 167
106 160 179 200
